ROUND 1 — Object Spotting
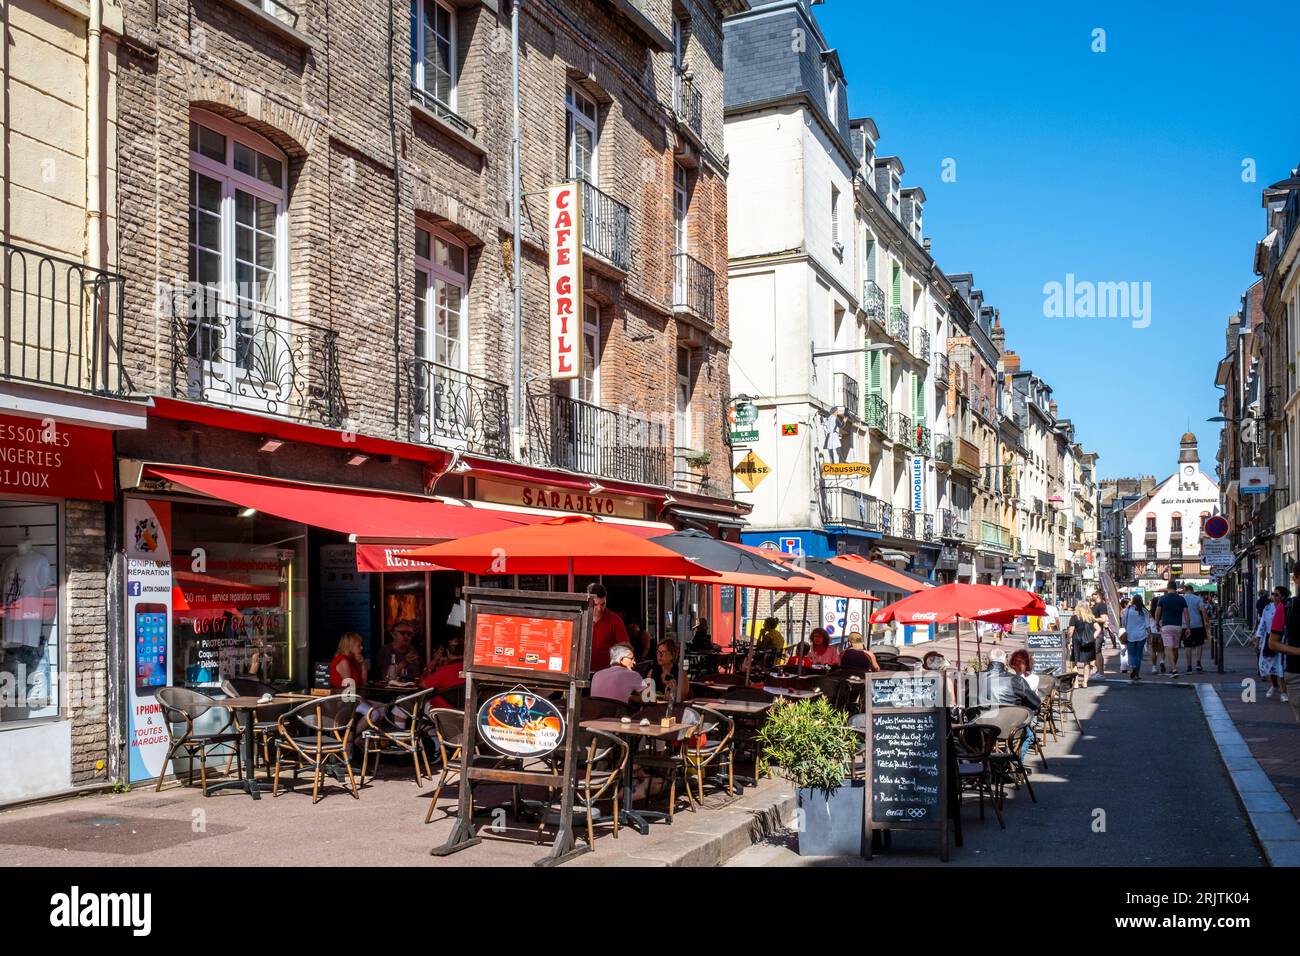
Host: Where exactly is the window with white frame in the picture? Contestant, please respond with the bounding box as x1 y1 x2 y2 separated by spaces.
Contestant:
566 86 599 184
188 110 287 371
575 302 600 404
824 63 838 125
411 0 456 110
414 222 467 372
673 162 689 303
676 346 693 448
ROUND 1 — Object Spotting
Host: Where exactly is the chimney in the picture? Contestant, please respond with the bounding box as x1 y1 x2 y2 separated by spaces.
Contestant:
1002 350 1021 373
990 322 1005 353
1048 400 1058 418
922 237 931 253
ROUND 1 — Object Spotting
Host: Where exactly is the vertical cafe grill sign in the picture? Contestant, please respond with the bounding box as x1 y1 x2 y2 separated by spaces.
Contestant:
911 455 924 513
548 182 584 381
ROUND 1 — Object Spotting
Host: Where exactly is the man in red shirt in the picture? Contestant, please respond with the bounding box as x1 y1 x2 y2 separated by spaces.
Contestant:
587 583 628 675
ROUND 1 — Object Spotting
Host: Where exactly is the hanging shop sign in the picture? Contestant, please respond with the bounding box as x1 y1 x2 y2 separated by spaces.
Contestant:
734 451 771 491
0 413 114 500
547 182 584 381
730 429 760 444
477 689 566 758
728 399 758 427
911 456 925 513
1239 467 1271 495
822 462 872 478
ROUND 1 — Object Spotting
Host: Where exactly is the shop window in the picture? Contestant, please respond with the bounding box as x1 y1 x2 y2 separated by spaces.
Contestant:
1 502 59 723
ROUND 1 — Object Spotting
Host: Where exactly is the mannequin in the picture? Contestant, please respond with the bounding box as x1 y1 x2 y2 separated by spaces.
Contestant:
2 529 53 651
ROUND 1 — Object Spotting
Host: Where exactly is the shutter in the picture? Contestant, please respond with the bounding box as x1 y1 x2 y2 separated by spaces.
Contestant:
891 264 901 307
866 240 877 282
867 350 881 397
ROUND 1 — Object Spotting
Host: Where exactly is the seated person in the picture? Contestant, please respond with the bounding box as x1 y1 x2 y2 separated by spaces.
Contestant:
756 616 786 663
420 636 466 709
690 618 713 652
783 641 813 668
1009 648 1041 693
838 632 879 671
329 632 369 691
590 643 648 703
922 650 950 671
807 628 840 666
374 621 423 681
647 637 691 700
984 647 1041 711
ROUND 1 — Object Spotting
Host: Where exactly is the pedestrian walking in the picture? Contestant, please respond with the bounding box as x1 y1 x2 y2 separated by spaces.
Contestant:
1180 583 1208 673
1121 594 1150 681
1255 585 1287 702
1154 580 1191 678
1067 600 1098 688
1266 565 1300 724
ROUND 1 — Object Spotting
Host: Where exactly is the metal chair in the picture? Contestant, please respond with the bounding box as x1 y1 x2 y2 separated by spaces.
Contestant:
360 686 438 786
155 687 243 793
540 728 629 848
974 705 1037 805
1052 671 1084 732
271 695 361 803
683 705 736 800
950 722 1005 828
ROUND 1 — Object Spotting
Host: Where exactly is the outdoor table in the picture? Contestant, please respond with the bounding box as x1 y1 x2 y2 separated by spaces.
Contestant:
691 697 772 791
206 694 303 800
762 685 822 699
579 716 699 835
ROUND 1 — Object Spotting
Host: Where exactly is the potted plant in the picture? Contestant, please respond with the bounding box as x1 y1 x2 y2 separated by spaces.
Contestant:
684 448 711 468
756 696 863 856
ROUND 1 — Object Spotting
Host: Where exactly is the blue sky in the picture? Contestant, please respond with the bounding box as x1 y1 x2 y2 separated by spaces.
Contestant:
813 0 1298 479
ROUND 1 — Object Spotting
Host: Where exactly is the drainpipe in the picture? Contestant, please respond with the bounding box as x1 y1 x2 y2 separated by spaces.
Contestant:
510 0 523 458
87 0 103 271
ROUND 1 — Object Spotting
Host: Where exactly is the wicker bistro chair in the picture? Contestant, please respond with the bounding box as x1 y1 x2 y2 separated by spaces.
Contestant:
220 678 295 780
539 728 629 848
360 687 438 786
155 687 244 793
848 712 868 780
683 705 736 801
950 723 1005 828
631 704 702 822
1051 671 1084 733
974 705 1037 807
272 695 361 804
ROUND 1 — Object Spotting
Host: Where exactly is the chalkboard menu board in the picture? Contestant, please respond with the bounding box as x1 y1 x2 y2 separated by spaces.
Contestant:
870 673 943 709
1026 631 1064 650
1031 648 1067 674
312 661 332 690
862 672 949 861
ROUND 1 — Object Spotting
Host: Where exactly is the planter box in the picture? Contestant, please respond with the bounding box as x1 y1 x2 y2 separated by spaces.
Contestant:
796 779 864 857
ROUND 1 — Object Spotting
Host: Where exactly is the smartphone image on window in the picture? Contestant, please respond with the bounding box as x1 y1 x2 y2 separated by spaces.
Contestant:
134 603 169 691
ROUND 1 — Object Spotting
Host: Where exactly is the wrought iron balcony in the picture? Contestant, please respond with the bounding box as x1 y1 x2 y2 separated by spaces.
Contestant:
934 434 953 466
581 180 631 272
402 357 509 459
922 512 936 542
887 306 909 344
912 327 931 363
168 289 342 425
822 487 882 532
862 280 886 326
1 241 129 395
891 411 913 448
865 393 890 434
673 68 704 140
835 372 860 419
1002 471 1016 497
913 422 932 457
410 84 477 137
893 506 916 540
673 446 721 496
672 252 715 325
526 387 668 486
933 351 949 386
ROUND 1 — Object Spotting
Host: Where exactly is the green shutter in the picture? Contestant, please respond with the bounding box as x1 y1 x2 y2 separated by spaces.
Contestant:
866 240 877 283
867 350 881 397
891 264 901 307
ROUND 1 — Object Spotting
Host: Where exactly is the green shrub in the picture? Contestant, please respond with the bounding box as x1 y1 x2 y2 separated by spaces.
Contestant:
755 696 859 793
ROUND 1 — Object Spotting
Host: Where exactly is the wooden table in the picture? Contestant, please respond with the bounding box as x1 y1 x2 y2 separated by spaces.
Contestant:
206 694 302 799
762 686 822 699
580 717 698 835
690 697 773 716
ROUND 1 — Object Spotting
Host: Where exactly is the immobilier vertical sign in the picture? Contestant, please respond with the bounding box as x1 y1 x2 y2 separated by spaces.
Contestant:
548 182 584 380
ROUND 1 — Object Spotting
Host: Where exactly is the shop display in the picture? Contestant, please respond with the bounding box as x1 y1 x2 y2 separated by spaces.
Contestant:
0 505 59 720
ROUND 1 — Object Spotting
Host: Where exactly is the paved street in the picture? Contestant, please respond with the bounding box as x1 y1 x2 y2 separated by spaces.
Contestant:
730 675 1264 867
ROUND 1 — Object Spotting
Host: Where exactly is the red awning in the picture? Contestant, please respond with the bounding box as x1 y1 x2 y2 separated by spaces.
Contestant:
143 465 539 540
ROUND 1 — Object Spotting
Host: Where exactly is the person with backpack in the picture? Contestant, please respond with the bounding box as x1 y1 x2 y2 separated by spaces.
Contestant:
1267 566 1300 724
1121 594 1151 681
1067 600 1098 688
1256 585 1287 702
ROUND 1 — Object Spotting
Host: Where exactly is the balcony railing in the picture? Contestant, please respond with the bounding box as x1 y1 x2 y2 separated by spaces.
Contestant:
168 290 342 425
865 393 890 434
892 411 913 448
912 327 931 363
933 351 949 386
836 372 860 419
673 447 724 496
887 306 909 344
980 521 1012 551
672 68 704 140
862 280 886 326
673 252 715 325
402 357 509 459
939 508 969 540
410 84 477 138
526 387 668 486
1 241 129 395
893 506 916 539
913 422 932 457
822 487 882 532
581 180 631 272
921 512 936 542
934 434 953 466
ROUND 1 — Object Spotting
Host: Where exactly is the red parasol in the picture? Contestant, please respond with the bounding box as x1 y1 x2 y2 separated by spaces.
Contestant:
870 583 1044 667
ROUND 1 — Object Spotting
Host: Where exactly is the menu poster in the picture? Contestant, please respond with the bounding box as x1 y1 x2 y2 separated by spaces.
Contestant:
869 674 942 709
472 612 575 677
1026 631 1064 650
869 710 943 825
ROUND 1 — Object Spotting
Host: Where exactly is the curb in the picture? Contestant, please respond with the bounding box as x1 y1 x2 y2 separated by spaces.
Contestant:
1196 683 1300 866
588 787 796 867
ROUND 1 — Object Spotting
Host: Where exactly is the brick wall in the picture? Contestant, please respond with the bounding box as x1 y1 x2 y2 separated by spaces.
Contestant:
64 500 109 784
113 0 734 493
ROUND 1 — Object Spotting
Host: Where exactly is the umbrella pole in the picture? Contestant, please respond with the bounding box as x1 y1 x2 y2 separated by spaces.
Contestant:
798 591 810 676
675 577 689 706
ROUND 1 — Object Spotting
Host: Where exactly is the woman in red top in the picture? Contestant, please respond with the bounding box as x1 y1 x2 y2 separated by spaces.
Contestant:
330 632 369 690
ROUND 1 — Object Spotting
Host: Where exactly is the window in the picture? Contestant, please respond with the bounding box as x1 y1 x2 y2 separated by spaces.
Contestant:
673 163 689 303
824 64 838 125
566 86 599 184
831 186 841 252
188 111 287 384
411 0 456 109
414 223 467 371
889 172 901 215
1171 513 1182 534
1 502 60 724
575 302 600 404
676 346 693 448
1145 514 1156 533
